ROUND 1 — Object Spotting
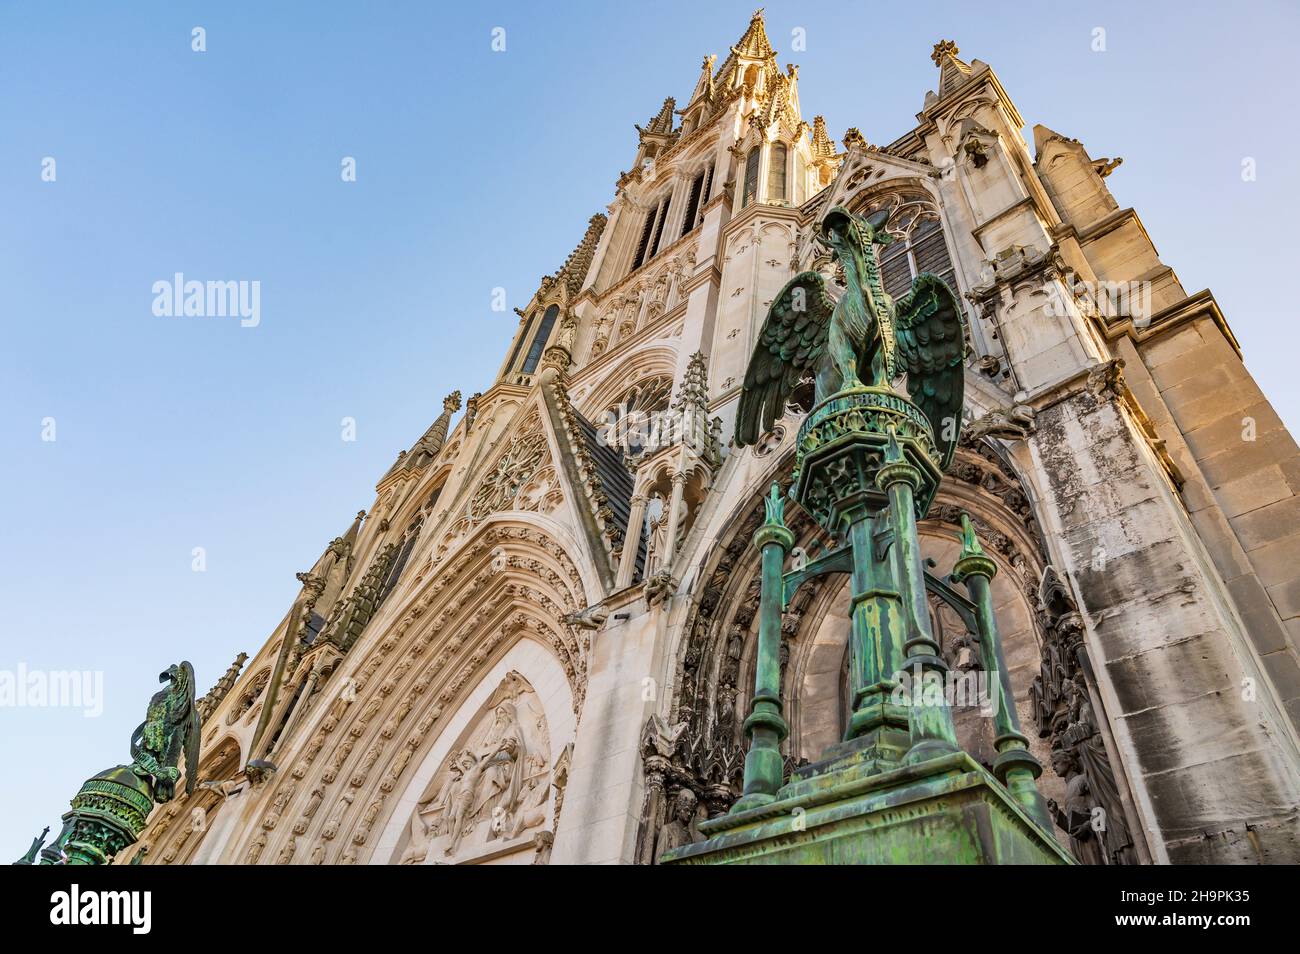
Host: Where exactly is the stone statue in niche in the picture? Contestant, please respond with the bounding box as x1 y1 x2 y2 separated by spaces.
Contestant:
653 788 704 863
1047 746 1104 866
397 671 552 864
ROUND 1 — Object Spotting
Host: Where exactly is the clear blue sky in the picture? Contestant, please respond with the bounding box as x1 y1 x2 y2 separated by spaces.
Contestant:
2 1 1296 855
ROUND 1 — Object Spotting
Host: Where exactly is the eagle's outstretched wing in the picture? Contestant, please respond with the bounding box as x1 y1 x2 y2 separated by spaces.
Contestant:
184 708 200 795
735 271 835 447
893 273 968 470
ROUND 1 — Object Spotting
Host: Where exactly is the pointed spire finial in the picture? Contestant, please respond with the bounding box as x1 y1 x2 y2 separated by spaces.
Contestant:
951 511 997 582
762 481 786 528
732 8 775 59
442 390 463 414
931 39 959 65
842 127 870 152
929 39 973 96
959 512 984 556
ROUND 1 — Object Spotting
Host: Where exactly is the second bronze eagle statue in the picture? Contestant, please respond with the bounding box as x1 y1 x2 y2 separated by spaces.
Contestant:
735 206 968 469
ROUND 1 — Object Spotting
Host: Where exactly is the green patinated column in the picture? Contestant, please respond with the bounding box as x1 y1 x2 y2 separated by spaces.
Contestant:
842 502 910 756
877 434 959 765
732 483 793 813
951 513 1052 831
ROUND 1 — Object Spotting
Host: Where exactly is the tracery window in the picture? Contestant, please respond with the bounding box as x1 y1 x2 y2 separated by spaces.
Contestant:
632 192 673 271
600 375 674 459
631 208 657 271
378 515 424 602
863 192 960 303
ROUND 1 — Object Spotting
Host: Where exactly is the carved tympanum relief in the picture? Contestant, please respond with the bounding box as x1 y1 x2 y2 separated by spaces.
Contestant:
396 671 555 864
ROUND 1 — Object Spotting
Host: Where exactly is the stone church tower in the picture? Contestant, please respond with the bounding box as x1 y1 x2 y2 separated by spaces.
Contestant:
129 12 1300 865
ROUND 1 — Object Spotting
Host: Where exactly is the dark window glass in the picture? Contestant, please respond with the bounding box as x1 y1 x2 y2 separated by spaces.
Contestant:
880 245 914 299
876 213 958 305
681 172 705 238
742 146 760 208
650 197 671 257
379 525 421 603
521 304 560 373
631 208 656 271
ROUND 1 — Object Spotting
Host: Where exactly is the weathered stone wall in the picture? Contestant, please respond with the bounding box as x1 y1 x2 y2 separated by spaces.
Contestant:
1122 312 1300 737
1027 385 1300 862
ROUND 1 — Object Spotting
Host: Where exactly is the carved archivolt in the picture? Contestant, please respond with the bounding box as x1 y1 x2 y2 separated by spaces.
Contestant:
228 520 591 865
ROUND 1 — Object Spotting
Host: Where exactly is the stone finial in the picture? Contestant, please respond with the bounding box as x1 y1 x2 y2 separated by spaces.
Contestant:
671 350 711 413
842 127 870 152
810 115 836 160
196 652 249 722
931 39 959 65
442 391 463 414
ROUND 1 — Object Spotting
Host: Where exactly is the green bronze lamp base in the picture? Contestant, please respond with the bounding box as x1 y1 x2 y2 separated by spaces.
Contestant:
662 750 1072 865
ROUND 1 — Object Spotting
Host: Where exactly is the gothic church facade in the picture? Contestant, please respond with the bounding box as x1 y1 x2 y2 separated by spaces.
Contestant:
132 12 1300 865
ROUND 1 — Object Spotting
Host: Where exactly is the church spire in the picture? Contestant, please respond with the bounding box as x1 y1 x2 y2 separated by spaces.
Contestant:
633 97 679 169
732 8 775 60
558 213 607 296
687 54 717 107
637 97 677 138
808 115 842 188
196 651 248 723
810 116 835 160
412 392 462 465
930 39 973 96
339 509 365 549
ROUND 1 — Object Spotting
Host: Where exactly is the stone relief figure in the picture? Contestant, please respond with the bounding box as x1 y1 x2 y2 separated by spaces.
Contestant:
442 750 488 856
395 671 552 864
653 788 704 863
644 492 689 577
505 753 551 838
1031 566 1138 864
1061 675 1134 864
1047 747 1104 866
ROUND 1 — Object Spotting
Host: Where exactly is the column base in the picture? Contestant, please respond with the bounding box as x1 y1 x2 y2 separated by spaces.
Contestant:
661 750 1072 866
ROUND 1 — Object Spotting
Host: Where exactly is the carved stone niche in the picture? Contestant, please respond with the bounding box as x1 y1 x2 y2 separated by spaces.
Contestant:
392 671 556 865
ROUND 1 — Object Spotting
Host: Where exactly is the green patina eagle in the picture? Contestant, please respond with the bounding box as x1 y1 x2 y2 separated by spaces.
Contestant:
129 661 201 803
735 206 968 469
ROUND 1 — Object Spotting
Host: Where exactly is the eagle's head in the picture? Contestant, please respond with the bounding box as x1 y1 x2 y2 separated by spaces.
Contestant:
819 206 893 257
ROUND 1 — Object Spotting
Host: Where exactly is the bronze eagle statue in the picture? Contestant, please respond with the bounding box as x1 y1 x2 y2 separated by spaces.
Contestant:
129 661 201 803
735 206 968 469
